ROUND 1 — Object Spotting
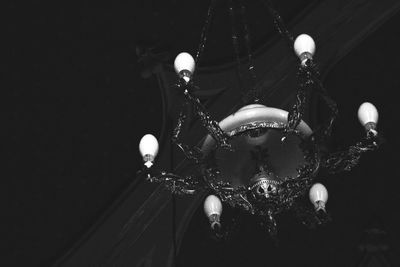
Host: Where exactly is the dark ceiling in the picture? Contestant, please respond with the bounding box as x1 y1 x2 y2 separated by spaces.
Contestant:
4 1 400 266
134 0 315 66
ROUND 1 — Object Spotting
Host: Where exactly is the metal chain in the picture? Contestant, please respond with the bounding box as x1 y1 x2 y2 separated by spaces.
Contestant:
228 0 245 93
194 0 218 69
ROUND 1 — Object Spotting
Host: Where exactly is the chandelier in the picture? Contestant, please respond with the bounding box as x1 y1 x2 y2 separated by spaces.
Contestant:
137 0 382 237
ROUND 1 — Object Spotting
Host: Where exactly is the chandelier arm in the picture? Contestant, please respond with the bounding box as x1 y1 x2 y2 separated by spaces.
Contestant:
172 106 205 164
308 62 339 139
285 62 313 134
260 0 294 49
322 134 380 173
194 0 218 71
219 189 254 213
287 59 339 142
181 83 232 150
147 170 203 195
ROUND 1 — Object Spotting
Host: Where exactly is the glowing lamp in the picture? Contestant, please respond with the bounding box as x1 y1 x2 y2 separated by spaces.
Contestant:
174 52 195 83
294 34 316 65
309 183 328 211
139 134 159 168
358 102 379 134
203 195 222 229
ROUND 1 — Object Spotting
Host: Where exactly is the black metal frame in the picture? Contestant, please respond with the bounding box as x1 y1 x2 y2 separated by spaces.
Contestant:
140 0 381 236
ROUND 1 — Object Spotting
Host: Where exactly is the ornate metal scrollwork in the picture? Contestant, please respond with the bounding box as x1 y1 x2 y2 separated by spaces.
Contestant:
322 132 381 173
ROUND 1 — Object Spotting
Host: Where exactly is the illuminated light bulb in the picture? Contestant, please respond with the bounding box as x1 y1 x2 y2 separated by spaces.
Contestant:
358 102 379 135
309 183 328 212
139 134 159 168
294 34 316 65
174 52 195 83
203 195 222 230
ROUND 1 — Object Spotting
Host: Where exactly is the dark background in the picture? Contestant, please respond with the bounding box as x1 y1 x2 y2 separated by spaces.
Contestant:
4 1 400 266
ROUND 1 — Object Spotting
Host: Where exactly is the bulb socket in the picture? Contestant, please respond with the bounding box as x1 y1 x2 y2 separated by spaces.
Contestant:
299 52 313 66
143 154 155 168
314 200 326 212
178 70 192 83
364 121 377 131
208 213 221 230
364 122 378 137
